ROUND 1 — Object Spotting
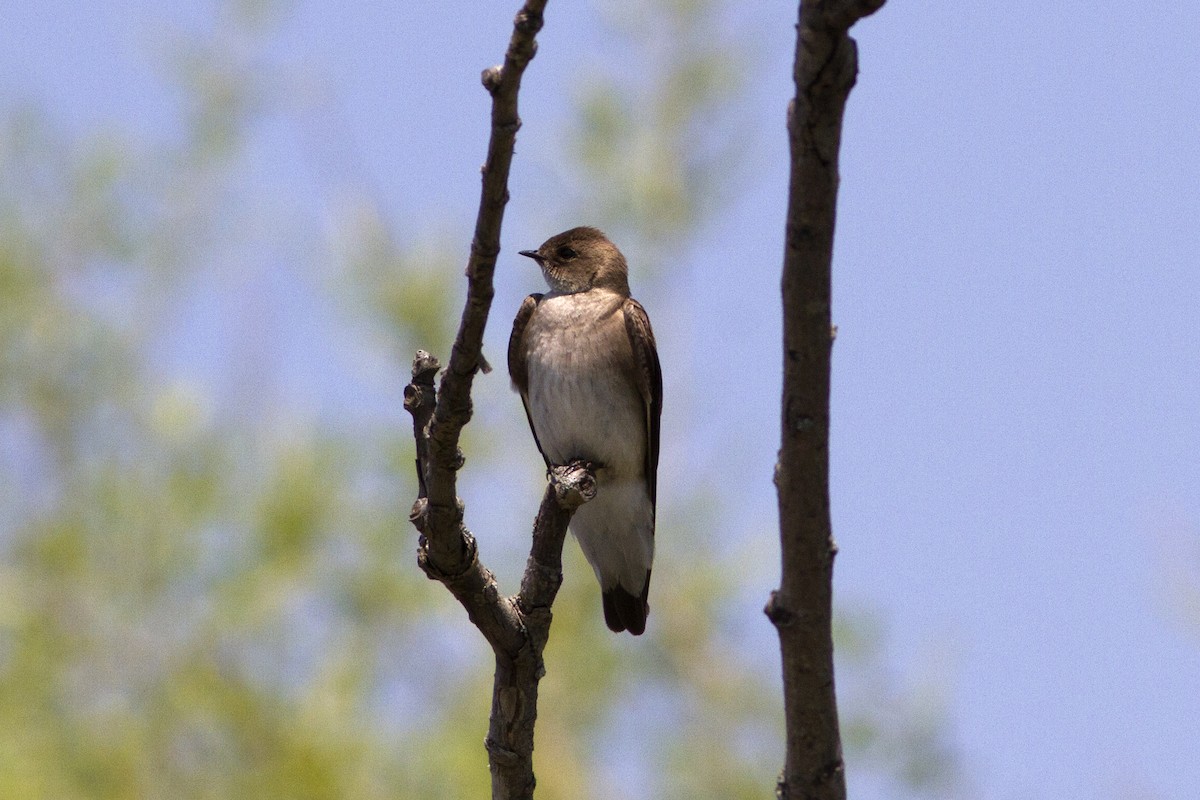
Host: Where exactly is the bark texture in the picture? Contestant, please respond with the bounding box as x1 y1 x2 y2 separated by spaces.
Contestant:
767 2 885 799
403 4 594 799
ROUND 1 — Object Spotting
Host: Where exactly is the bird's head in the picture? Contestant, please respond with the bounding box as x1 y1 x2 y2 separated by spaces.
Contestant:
519 227 630 296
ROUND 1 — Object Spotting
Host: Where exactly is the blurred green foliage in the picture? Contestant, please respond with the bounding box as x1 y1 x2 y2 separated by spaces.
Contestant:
0 1 960 798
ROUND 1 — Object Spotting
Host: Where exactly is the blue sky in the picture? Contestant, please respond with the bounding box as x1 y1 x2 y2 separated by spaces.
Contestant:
3 1 1199 798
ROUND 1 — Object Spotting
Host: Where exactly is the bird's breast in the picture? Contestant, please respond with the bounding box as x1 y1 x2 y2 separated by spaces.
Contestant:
523 292 645 475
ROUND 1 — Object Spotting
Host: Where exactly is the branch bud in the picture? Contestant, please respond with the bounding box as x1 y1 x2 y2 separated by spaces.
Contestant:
481 65 503 95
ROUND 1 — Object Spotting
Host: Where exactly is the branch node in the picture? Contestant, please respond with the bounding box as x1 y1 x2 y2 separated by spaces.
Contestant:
764 590 797 628
549 461 597 509
514 8 543 36
485 736 521 766
483 576 503 605
417 498 466 534
411 350 441 384
418 527 479 582
409 498 429 532
402 383 424 413
481 65 504 94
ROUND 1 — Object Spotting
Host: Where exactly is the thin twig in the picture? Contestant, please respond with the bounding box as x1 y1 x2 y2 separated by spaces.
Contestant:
425 1 548 523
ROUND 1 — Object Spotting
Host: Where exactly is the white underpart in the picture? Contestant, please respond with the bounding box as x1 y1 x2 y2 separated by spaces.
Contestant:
569 480 654 591
522 289 654 593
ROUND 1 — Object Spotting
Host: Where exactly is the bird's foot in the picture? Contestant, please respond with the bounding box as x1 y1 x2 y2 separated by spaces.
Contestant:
549 460 598 509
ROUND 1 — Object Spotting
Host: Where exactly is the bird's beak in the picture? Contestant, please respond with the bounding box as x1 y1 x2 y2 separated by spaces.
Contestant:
519 249 543 264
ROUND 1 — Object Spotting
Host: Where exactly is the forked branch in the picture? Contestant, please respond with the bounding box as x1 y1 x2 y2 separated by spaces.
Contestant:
403 3 587 799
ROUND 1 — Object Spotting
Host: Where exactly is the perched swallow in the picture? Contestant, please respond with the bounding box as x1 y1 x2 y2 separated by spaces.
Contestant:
508 227 662 635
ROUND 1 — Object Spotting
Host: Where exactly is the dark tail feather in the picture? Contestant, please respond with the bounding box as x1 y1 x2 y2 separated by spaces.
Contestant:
602 571 651 636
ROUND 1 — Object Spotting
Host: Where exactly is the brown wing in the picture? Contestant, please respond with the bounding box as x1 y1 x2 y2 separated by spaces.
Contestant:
508 293 549 469
622 298 662 506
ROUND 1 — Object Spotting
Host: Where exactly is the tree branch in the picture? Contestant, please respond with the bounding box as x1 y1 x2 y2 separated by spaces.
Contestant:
769 1 884 799
407 350 524 654
486 463 595 799
409 343 590 797
424 1 547 536
403 4 598 798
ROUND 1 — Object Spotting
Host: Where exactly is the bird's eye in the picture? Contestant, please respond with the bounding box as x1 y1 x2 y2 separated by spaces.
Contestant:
556 245 578 260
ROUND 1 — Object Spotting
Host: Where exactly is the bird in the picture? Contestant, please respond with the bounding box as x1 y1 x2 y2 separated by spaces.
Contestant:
508 227 662 635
